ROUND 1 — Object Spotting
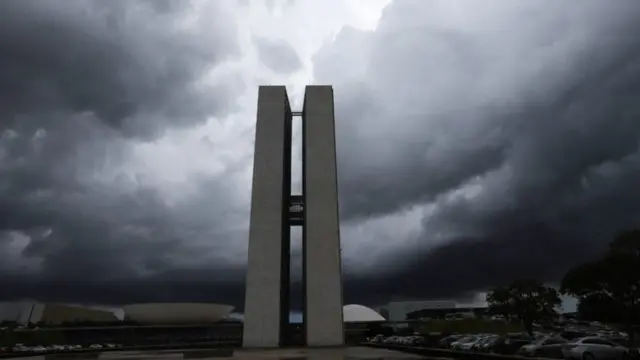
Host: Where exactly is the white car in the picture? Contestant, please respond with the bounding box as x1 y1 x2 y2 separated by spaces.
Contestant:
30 346 47 353
383 336 401 344
12 345 29 352
562 337 629 360
369 334 385 343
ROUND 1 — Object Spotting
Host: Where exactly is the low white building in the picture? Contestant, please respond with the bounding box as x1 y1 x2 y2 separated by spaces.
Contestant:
343 304 385 323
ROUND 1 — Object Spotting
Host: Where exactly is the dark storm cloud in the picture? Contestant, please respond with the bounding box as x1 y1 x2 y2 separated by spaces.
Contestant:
254 37 303 74
5 0 640 311
0 169 250 304
0 0 241 138
1 272 246 306
312 0 640 301
0 0 250 304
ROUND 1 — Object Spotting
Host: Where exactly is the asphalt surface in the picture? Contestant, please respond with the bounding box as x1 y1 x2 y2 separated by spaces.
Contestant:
5 346 430 360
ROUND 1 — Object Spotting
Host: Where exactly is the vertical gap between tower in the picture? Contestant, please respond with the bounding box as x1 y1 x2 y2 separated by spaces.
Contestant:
290 228 303 342
290 111 304 345
300 104 307 346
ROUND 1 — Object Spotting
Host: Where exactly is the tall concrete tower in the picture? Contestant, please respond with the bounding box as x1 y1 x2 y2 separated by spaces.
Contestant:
242 86 344 348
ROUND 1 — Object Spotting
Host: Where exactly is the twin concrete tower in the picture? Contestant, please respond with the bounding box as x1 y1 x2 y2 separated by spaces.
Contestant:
242 86 344 348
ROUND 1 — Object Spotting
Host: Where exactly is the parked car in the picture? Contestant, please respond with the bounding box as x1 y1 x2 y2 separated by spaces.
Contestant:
518 336 567 358
561 330 592 340
492 335 535 355
459 336 491 352
440 334 462 348
382 336 400 344
562 337 630 360
369 334 385 344
451 336 480 351
473 335 499 353
479 336 501 353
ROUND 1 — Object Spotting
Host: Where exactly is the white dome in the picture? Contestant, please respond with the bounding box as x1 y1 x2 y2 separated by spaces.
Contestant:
123 303 234 324
343 304 385 323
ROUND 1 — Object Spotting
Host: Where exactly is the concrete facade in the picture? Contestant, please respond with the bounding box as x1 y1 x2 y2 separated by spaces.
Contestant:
243 86 292 348
302 86 344 346
243 85 343 348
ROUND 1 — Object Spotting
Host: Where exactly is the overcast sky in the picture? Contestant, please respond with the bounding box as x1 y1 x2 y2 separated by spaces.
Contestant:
1 0 640 310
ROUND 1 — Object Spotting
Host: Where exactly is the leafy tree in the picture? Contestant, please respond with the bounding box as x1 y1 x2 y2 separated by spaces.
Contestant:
575 292 624 323
561 229 640 340
487 279 561 336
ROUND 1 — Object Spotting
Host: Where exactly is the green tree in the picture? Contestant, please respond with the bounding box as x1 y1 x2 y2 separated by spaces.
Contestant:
561 229 640 340
487 279 561 336
575 292 623 323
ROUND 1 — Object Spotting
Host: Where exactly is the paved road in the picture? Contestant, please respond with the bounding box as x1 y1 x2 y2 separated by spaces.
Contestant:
6 346 434 360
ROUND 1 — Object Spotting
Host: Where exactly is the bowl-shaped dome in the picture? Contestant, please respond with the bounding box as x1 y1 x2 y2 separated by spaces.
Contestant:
123 303 234 324
343 304 385 322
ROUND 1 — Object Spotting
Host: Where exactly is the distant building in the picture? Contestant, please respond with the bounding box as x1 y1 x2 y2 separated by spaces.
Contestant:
343 304 385 323
374 300 490 321
376 307 390 320
123 303 234 324
39 304 119 325
386 300 457 321
0 301 29 323
0 302 119 325
2 302 237 326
